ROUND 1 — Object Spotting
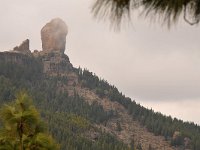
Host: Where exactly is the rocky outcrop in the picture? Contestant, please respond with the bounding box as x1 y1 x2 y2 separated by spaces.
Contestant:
39 18 72 75
41 18 68 53
13 39 31 55
0 52 32 65
172 131 181 140
40 52 73 75
0 18 72 76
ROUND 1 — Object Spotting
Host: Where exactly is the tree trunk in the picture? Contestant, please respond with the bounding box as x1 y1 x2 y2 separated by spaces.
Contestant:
19 119 23 150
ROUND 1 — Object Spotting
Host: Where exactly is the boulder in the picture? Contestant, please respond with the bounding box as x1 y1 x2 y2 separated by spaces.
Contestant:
41 18 68 53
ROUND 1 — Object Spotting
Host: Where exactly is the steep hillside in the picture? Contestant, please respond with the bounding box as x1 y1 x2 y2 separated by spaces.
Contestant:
74 68 200 150
1 50 199 150
0 18 200 150
0 53 129 150
74 86 174 150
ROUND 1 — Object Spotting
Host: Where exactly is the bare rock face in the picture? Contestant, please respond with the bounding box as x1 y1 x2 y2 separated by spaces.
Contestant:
13 39 31 55
173 131 181 140
41 18 68 53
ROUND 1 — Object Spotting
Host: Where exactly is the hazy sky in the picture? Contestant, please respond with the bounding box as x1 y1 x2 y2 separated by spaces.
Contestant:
1 0 200 124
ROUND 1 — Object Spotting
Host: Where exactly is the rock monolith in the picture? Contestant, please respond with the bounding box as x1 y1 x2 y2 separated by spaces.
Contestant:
41 18 68 53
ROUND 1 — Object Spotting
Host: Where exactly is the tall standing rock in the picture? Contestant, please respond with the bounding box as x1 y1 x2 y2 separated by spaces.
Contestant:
41 18 68 53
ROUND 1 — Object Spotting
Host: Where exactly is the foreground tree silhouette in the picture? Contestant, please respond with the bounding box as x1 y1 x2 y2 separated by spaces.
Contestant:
0 92 59 150
92 0 200 27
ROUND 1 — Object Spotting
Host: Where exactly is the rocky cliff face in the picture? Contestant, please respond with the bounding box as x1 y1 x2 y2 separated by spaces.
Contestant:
0 52 32 65
40 51 73 76
13 39 31 55
0 39 32 65
36 18 72 75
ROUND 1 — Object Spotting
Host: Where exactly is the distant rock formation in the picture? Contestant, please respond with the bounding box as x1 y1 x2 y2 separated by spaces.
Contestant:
41 18 68 53
13 39 31 55
0 18 73 75
41 52 73 75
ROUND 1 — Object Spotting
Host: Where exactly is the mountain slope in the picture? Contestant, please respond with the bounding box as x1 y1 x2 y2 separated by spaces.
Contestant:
1 50 200 150
1 18 200 150
0 52 129 150
75 87 174 150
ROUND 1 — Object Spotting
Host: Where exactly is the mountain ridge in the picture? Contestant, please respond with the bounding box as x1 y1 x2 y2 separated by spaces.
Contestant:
0 18 200 150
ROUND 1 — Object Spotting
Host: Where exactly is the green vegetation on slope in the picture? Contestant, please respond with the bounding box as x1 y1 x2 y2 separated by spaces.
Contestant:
77 68 200 149
2 54 200 149
0 56 129 150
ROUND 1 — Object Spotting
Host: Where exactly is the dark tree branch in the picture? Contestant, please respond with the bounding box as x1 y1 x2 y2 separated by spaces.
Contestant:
183 4 199 25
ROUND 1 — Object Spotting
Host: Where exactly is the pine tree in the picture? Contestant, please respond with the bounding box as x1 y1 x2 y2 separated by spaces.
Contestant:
137 143 143 150
0 91 59 150
130 139 135 150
